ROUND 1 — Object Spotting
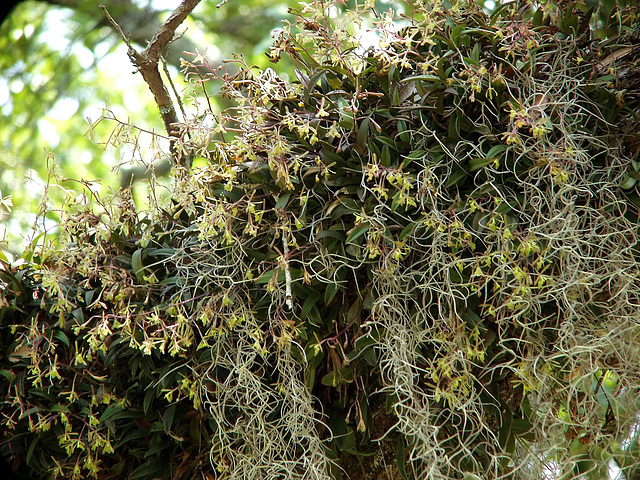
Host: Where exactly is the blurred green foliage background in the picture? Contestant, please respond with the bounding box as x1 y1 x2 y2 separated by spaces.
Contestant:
0 0 301 257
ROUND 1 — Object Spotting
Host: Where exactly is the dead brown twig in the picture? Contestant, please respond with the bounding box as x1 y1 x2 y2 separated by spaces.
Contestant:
99 0 201 173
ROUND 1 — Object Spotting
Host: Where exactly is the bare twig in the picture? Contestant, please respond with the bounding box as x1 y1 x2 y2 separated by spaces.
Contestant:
99 5 131 47
99 0 202 172
162 57 189 124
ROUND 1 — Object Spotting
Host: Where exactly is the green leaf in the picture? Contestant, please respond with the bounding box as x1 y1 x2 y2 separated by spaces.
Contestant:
469 157 494 171
376 136 398 150
357 397 372 442
321 366 353 387
320 148 345 166
50 404 69 413
620 174 636 189
444 168 468 188
402 74 441 83
304 71 325 103
301 292 321 319
143 388 155 415
357 117 370 148
354 332 379 351
304 341 324 364
30 390 56 402
143 434 167 458
189 415 200 441
316 229 346 242
346 225 369 244
361 348 377 366
397 119 410 142
110 409 146 422
511 419 534 441
71 307 84 323
402 149 426 168
392 83 401 106
381 144 391 166
486 144 506 159
399 222 417 241
397 437 409 480
321 370 338 387
329 414 357 453
274 192 291 210
110 461 125 475
100 403 123 422
448 114 460 141
115 428 150 448
338 426 356 453
163 405 176 434
26 437 38 467
337 97 354 129
254 269 275 284
129 458 169 480
350 332 380 365
132 249 145 281
450 24 465 45
53 329 70 347
471 42 480 63
306 366 317 390
324 282 340 305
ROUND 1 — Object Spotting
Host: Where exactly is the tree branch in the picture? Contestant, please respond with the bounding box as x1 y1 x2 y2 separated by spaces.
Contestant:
145 0 199 62
100 0 201 172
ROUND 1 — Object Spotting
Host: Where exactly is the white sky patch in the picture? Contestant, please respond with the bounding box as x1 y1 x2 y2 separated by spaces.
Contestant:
356 24 381 52
37 118 60 147
122 89 143 114
10 79 24 94
79 150 93 165
150 0 180 10
114 74 142 96
189 26 205 45
49 97 79 121
93 39 113 59
98 44 134 79
99 48 152 115
29 73 47 92
327 5 339 18
101 150 118 169
183 42 221 65
83 105 104 126
71 43 96 69
83 180 103 196
485 0 496 10
106 104 128 121
24 169 46 193
39 9 73 51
